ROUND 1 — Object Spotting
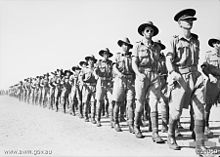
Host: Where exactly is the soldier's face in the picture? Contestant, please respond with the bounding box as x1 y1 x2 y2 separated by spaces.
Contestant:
122 44 129 52
179 19 193 30
142 26 154 39
88 59 94 65
103 53 109 60
213 42 220 49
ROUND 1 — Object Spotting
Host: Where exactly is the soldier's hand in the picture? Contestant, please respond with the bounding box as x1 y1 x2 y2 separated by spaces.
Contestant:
209 74 217 83
137 73 146 81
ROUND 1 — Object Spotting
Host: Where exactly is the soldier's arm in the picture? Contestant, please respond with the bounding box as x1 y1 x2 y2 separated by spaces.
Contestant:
132 44 142 76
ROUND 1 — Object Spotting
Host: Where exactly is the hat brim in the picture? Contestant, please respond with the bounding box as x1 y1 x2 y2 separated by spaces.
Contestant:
79 61 88 66
138 23 159 36
208 38 220 47
99 51 113 58
85 56 97 63
174 9 196 22
117 40 133 48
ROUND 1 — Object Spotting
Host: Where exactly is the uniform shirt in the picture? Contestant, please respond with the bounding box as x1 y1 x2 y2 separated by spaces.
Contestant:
201 48 220 76
114 52 134 75
166 33 200 68
205 49 220 68
95 59 113 78
133 40 161 70
82 66 97 84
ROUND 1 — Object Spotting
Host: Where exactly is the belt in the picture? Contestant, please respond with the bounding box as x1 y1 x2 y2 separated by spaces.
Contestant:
139 67 157 73
85 82 96 86
99 77 112 81
176 66 197 74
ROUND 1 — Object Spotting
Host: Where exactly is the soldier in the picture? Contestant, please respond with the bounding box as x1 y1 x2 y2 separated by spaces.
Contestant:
78 61 88 118
154 39 169 133
95 48 113 127
48 72 56 110
112 37 135 132
60 70 73 113
41 73 50 108
81 56 97 123
17 81 24 101
165 9 207 154
132 21 165 143
69 66 82 116
37 76 44 106
54 69 62 112
201 37 220 137
30 78 36 105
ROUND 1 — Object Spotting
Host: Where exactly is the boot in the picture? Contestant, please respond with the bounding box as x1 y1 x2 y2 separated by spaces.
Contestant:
194 120 208 155
114 123 122 132
109 101 115 128
161 111 168 133
134 111 144 138
90 102 96 124
128 124 135 134
151 112 165 143
96 101 102 127
167 118 181 150
204 111 213 136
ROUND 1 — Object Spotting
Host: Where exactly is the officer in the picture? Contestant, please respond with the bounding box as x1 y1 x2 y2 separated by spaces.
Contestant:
69 66 82 116
132 21 165 143
81 56 97 123
112 37 135 132
165 9 207 154
201 37 220 136
154 39 169 133
95 48 113 127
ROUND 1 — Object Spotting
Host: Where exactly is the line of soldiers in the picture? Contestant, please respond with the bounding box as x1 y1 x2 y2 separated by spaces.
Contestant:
8 8 220 156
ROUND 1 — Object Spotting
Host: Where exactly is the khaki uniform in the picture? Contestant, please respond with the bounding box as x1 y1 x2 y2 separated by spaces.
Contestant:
112 52 135 130
166 33 205 149
69 72 81 115
60 76 72 113
48 77 56 110
133 41 162 137
54 76 62 111
201 48 220 134
81 66 97 121
95 59 113 125
41 77 50 108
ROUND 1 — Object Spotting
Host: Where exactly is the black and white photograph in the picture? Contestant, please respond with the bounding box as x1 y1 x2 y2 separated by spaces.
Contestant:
0 0 220 156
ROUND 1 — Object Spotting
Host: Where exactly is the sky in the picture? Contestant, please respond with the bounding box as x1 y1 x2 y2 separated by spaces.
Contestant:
0 0 219 89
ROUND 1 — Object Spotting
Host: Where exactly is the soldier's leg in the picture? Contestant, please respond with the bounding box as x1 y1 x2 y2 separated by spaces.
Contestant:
204 103 213 136
90 88 96 124
95 80 105 127
192 89 207 155
60 91 67 113
77 88 83 118
159 94 169 133
167 83 185 150
134 79 146 138
112 77 124 131
82 86 90 121
126 88 135 134
109 100 115 128
149 84 165 144
119 101 126 122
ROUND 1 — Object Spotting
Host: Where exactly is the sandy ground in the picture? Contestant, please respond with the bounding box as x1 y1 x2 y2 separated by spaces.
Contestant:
0 96 219 157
